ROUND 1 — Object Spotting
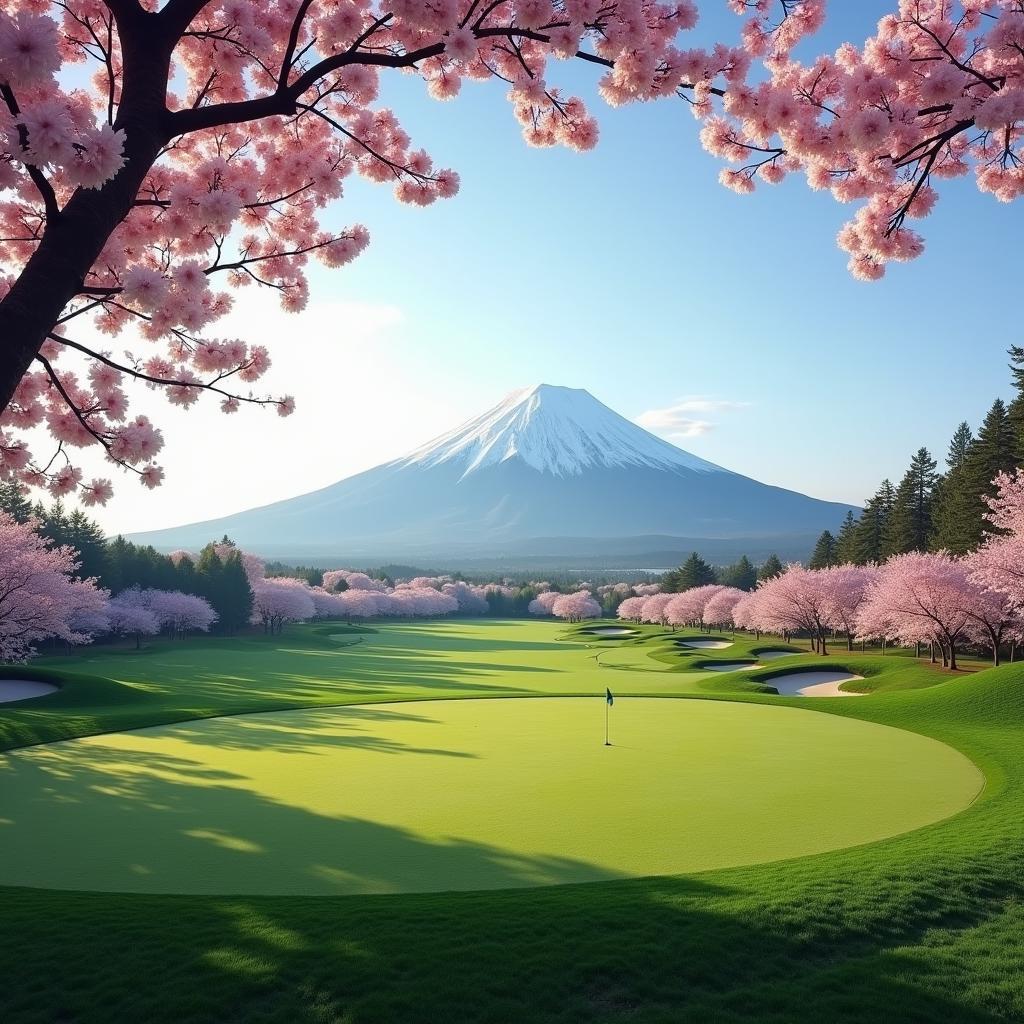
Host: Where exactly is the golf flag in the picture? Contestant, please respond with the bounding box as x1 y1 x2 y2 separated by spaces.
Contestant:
606 688 614 706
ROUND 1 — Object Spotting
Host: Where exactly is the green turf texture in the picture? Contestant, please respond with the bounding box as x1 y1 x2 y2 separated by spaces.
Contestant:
0 696 980 894
1 619 1023 1023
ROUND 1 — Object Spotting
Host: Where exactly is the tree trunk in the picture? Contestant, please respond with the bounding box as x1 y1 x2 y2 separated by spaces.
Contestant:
949 643 958 672
0 10 175 413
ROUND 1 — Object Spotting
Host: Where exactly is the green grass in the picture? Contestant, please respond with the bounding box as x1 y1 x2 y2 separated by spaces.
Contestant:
1 619 1023 1022
0 696 980 895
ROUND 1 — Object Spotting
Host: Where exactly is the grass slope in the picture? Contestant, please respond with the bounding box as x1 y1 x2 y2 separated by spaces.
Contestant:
1 620 1022 1023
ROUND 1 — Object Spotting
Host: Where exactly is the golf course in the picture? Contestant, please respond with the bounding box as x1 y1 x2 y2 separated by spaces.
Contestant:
1 619 1022 1022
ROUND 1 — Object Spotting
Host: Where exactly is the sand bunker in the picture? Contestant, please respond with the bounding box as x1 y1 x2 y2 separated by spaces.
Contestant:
757 651 804 661
701 662 762 673
768 671 865 698
680 639 734 650
0 680 59 704
589 628 636 636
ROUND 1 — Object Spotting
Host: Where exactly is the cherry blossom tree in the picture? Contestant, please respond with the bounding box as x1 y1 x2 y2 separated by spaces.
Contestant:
969 469 1024 609
105 586 161 647
961 554 1022 665
528 591 561 616
251 576 315 633
639 591 675 626
323 570 388 593
730 587 764 638
551 589 601 621
338 588 382 619
616 595 647 622
664 584 724 629
821 564 876 651
702 585 746 631
0 510 107 660
751 564 833 653
309 586 350 619
695 1 1024 281
440 580 489 615
0 0 707 501
144 587 218 637
856 551 973 670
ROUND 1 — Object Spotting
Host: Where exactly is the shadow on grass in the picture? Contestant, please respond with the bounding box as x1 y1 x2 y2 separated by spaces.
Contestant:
0 722 621 897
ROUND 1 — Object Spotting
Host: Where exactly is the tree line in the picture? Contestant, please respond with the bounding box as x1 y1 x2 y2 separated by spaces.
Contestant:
660 553 783 594
0 486 252 635
809 348 1024 568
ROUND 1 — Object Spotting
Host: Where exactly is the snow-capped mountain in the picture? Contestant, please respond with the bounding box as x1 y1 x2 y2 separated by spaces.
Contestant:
128 384 857 562
400 384 722 478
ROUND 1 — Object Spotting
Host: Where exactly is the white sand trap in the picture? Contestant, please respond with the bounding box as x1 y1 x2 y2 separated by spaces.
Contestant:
0 680 59 703
768 671 865 698
701 662 763 673
589 627 636 636
680 639 733 650
757 651 804 661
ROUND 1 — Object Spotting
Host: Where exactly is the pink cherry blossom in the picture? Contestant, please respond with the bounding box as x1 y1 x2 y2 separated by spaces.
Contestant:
0 511 108 661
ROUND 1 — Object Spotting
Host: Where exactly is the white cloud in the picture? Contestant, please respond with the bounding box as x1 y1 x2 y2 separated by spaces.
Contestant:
635 396 750 439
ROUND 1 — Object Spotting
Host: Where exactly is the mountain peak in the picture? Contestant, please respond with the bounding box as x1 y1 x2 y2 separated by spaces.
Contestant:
397 384 727 479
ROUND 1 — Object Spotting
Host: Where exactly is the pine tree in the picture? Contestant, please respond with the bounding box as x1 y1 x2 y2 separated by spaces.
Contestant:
808 530 838 569
852 480 895 563
194 545 253 633
931 421 977 553
935 401 1017 553
1007 345 1024 461
887 448 938 555
64 508 108 581
0 482 34 523
835 510 858 564
718 555 757 591
664 552 716 591
758 554 784 582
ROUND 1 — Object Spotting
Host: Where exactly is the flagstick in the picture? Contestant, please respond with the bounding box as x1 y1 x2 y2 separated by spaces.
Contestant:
605 699 611 747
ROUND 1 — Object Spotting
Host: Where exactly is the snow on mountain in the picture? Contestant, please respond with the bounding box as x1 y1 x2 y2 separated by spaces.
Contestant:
399 384 726 479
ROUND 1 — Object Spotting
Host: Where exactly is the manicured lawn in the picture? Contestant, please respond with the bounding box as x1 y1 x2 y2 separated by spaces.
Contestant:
0 696 979 895
1 619 1023 1023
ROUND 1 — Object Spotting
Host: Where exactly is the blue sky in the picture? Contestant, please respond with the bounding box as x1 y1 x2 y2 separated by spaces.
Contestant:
90 2 1023 534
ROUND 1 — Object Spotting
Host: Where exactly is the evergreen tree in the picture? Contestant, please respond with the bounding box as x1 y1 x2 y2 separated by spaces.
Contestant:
758 554 784 582
931 421 977 553
195 546 253 633
63 508 108 581
946 421 975 472
718 555 757 591
0 482 34 523
808 530 838 569
934 401 1017 553
1007 345 1024 461
887 448 938 555
835 510 859 564
852 479 895 563
663 552 716 591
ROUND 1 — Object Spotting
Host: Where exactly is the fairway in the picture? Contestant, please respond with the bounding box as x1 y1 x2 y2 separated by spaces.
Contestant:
0 696 981 896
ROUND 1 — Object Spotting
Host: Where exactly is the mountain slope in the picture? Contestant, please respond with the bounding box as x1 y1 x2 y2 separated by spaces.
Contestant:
128 384 857 560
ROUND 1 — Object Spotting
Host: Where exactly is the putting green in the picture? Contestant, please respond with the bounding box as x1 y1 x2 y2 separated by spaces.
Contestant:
0 697 981 896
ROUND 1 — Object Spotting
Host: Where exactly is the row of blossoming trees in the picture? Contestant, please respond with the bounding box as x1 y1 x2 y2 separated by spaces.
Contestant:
614 471 1024 670
0 517 541 659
